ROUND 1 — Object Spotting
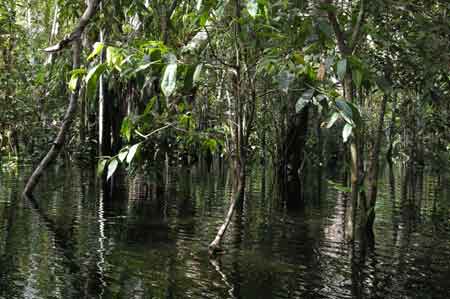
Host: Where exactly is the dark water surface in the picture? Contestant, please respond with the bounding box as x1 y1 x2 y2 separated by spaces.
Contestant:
0 164 449 299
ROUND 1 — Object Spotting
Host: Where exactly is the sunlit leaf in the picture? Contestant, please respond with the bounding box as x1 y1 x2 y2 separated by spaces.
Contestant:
85 63 107 100
342 123 353 143
68 68 86 92
126 143 140 164
107 159 118 181
118 149 128 162
161 63 177 97
106 46 123 70
193 63 203 86
326 112 340 129
196 0 202 10
87 42 104 61
247 0 258 17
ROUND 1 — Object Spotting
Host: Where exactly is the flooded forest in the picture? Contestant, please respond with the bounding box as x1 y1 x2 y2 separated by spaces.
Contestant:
1 0 450 298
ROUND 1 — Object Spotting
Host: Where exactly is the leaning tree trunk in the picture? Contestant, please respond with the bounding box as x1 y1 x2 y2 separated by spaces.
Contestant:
209 169 245 256
23 41 82 197
23 0 100 197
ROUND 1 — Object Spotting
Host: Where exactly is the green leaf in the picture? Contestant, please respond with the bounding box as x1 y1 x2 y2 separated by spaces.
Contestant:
133 62 156 74
337 59 347 81
342 123 353 143
118 149 128 162
87 42 104 61
143 96 157 115
126 143 140 164
97 159 108 176
120 117 132 142
193 63 203 86
335 99 354 125
326 112 340 128
68 68 86 92
161 63 178 97
106 46 123 70
247 0 258 17
85 63 107 100
353 70 363 88
107 159 118 181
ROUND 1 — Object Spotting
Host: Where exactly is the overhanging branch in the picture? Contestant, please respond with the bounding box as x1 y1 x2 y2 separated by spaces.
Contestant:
44 0 101 53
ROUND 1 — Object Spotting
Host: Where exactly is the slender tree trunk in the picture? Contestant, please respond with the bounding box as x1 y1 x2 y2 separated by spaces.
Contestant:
279 106 310 204
209 169 245 256
363 93 388 230
344 74 359 241
23 40 82 197
79 85 86 145
209 0 248 256
98 26 111 156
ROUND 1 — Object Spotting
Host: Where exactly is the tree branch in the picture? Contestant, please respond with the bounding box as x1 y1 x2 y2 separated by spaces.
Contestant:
349 0 366 52
44 0 101 53
324 0 348 54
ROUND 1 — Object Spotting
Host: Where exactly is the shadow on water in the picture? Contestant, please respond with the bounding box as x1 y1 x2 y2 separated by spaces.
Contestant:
0 162 450 298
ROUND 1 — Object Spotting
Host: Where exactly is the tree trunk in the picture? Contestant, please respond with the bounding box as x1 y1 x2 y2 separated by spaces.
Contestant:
79 84 86 145
344 74 359 241
363 93 388 230
209 169 245 256
279 106 310 204
23 40 82 197
98 26 111 156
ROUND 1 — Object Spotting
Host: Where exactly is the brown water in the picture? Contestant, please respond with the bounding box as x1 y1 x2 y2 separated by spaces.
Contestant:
0 164 449 298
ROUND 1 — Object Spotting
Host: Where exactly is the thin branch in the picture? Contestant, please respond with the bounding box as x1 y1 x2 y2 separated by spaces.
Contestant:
324 0 348 54
135 123 174 139
44 0 101 53
349 0 366 52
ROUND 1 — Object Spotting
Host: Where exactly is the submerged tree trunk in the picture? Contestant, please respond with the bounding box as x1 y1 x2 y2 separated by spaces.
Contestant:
344 74 360 242
209 0 249 256
279 106 310 203
362 93 388 230
23 40 82 197
208 169 245 256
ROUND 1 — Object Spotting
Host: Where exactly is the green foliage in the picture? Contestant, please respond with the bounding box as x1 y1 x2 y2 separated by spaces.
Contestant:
85 63 107 100
161 62 178 97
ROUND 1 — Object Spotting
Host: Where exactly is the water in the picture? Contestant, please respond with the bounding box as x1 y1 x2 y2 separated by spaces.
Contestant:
0 164 449 298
